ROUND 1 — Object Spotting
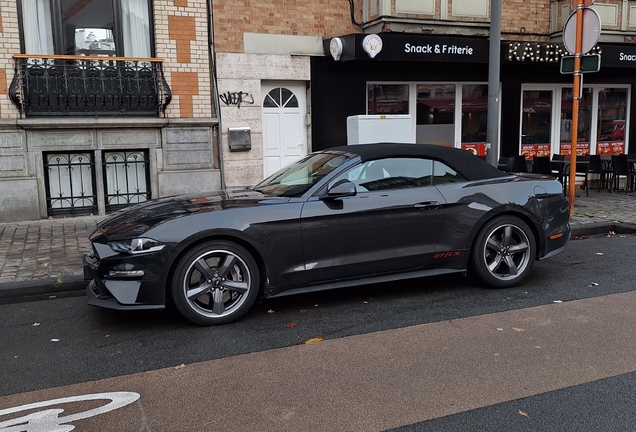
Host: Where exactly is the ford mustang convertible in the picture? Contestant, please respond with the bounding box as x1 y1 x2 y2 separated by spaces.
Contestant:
83 143 570 325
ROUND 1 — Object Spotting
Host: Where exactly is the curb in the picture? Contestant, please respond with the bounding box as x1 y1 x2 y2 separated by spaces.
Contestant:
571 222 636 237
0 276 86 303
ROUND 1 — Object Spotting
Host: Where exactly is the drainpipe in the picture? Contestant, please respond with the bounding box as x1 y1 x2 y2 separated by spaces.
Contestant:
486 0 501 167
207 0 226 189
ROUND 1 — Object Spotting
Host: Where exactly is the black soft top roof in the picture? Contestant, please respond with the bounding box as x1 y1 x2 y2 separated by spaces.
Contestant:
325 143 508 181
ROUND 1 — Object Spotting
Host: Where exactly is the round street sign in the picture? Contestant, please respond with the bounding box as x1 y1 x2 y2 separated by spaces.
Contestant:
563 8 601 54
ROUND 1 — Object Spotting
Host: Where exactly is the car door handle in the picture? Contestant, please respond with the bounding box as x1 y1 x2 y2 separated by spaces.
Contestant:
414 201 441 209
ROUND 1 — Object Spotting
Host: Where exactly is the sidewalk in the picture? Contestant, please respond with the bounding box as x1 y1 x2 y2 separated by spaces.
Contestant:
1 188 636 302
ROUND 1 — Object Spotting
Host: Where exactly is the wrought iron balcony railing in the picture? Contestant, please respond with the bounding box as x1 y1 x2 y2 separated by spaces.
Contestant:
10 55 172 117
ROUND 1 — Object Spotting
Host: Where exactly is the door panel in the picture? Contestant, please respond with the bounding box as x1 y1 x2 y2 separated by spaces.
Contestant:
300 187 446 283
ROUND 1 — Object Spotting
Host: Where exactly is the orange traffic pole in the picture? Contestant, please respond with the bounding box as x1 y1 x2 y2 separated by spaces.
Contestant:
568 0 585 218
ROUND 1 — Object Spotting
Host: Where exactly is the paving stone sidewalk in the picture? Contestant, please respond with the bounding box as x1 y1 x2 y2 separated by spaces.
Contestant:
1 188 635 301
0 215 100 299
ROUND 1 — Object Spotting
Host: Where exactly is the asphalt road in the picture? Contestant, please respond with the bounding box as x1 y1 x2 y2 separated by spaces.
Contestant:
1 233 636 431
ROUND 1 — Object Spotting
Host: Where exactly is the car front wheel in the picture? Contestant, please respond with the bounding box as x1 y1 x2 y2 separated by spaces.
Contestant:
471 216 536 288
171 241 260 325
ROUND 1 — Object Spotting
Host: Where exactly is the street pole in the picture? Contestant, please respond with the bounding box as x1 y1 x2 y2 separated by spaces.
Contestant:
568 0 585 217
486 0 501 167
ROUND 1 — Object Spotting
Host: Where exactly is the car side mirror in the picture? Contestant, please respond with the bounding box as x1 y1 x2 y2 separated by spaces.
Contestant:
323 179 356 199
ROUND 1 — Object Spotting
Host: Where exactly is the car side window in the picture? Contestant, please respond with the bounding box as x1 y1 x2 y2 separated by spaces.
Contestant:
329 157 434 191
433 161 465 184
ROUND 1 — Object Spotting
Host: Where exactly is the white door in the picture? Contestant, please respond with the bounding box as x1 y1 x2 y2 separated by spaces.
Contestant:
261 82 307 178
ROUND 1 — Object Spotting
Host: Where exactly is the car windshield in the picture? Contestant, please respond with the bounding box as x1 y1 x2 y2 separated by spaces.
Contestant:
252 152 351 197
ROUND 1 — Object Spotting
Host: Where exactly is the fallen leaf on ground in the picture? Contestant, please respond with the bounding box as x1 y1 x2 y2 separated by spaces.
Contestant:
305 336 324 345
286 323 297 328
518 410 529 418
512 327 525 332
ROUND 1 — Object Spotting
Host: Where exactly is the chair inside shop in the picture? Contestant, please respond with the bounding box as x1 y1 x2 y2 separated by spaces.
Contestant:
576 155 591 196
498 155 528 173
562 155 591 196
532 156 552 175
587 155 608 192
610 154 635 194
550 154 565 179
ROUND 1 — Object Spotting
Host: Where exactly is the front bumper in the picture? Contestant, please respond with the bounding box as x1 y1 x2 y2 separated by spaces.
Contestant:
86 279 163 310
83 248 168 310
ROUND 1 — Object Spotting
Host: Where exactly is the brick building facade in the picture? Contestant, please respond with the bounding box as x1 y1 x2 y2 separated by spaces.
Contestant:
0 0 220 223
1 0 636 222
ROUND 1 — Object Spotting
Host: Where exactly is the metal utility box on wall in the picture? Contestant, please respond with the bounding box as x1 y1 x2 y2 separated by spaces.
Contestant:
228 127 251 151
346 115 413 145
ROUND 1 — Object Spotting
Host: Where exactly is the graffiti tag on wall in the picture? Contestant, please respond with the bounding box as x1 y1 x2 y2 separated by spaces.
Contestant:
220 91 254 108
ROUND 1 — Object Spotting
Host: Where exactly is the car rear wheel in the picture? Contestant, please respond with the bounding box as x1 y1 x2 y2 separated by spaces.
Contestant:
171 241 260 325
471 216 535 288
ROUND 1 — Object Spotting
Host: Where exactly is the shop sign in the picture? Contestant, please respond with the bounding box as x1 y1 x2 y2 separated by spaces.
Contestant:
521 144 551 159
504 41 602 63
595 44 636 68
596 141 624 155
383 34 489 62
330 37 344 61
559 143 590 156
462 143 487 156
326 33 489 63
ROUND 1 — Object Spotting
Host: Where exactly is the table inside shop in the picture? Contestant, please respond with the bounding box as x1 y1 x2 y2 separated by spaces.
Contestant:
550 157 590 192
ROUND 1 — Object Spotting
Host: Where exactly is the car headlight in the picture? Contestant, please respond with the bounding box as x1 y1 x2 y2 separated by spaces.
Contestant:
108 238 166 255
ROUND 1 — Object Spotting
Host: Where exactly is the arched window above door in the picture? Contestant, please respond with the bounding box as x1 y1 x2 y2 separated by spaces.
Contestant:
263 87 299 108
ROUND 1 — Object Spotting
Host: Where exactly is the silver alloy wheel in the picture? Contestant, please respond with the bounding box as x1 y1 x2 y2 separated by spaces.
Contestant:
181 248 252 319
482 223 531 282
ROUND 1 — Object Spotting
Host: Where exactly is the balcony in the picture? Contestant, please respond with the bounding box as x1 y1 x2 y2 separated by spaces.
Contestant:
9 55 172 117
362 0 490 36
550 0 636 42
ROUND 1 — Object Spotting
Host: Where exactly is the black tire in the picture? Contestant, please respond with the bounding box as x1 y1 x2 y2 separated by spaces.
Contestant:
471 215 536 288
171 240 260 325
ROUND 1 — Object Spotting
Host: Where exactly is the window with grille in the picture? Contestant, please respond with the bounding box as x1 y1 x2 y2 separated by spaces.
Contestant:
103 150 151 211
43 151 97 217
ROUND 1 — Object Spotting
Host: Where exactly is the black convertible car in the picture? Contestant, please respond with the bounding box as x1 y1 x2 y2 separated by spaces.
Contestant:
84 143 570 325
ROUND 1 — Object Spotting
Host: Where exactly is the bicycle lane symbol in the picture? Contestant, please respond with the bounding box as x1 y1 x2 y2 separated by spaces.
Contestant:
0 392 140 432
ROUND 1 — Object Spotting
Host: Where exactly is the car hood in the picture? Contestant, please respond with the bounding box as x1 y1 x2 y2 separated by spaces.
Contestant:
88 188 281 241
